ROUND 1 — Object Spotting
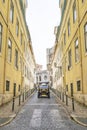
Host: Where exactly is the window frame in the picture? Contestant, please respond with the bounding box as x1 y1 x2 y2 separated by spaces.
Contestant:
6 80 10 91
66 85 68 91
18 85 20 92
2 0 5 3
84 23 87 53
68 19 70 36
73 1 77 23
15 49 18 69
10 0 14 23
82 0 85 3
75 38 79 62
8 38 12 62
39 76 41 81
68 49 72 68
77 80 81 91
16 19 19 36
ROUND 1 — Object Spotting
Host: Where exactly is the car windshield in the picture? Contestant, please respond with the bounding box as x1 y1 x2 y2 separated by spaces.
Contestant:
40 85 48 89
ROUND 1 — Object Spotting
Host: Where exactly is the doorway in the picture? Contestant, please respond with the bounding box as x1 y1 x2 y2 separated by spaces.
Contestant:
13 83 16 97
70 83 73 97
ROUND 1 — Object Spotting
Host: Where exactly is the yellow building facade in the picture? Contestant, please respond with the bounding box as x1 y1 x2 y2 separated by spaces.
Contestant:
52 0 87 105
0 0 35 105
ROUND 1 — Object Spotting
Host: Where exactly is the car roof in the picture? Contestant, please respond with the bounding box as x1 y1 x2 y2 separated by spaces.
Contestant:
40 85 48 89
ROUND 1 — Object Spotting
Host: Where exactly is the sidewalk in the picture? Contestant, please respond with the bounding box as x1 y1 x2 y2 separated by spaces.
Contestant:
55 94 87 127
0 92 34 127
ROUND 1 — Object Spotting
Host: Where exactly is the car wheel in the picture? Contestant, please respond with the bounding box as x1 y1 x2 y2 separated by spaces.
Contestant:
38 93 40 98
48 93 50 98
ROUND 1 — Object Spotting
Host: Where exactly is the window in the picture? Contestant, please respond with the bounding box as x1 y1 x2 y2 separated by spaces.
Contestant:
0 23 3 53
25 66 26 76
64 31 66 45
39 76 41 81
18 85 20 92
77 80 81 91
84 23 87 52
6 80 10 91
15 49 18 69
13 83 16 96
2 0 5 3
68 49 72 68
66 85 68 91
75 38 79 62
36 76 38 83
68 19 70 36
82 0 85 3
73 1 77 23
44 75 47 80
8 39 12 62
10 0 14 23
70 83 73 97
16 19 19 36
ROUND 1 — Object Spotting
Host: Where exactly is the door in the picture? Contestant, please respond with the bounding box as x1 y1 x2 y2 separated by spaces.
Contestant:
70 83 73 97
13 83 16 97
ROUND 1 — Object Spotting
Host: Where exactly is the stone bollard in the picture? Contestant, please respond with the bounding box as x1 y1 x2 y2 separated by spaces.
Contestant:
22 93 24 102
12 97 15 111
62 93 64 102
72 97 75 111
66 95 68 106
19 95 21 106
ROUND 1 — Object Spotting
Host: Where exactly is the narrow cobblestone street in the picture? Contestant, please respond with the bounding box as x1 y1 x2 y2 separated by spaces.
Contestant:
0 92 87 130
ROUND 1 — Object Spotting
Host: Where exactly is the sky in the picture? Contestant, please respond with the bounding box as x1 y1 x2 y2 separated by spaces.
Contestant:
26 0 61 69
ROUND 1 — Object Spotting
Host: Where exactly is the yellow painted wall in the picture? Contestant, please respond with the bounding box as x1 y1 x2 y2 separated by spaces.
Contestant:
53 0 87 105
0 0 35 105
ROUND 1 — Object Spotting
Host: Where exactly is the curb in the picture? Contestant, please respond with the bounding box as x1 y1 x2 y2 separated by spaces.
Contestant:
52 91 87 127
51 91 70 114
0 114 16 127
0 91 35 127
71 115 87 127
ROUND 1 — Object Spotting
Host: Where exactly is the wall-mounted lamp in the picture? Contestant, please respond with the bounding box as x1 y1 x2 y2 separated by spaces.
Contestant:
54 62 62 69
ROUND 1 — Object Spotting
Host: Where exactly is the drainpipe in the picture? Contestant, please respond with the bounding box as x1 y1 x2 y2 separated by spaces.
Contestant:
3 0 9 94
77 0 84 94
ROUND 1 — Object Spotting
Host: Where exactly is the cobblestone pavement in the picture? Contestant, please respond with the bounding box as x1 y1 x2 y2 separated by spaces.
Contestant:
0 92 87 130
55 93 87 126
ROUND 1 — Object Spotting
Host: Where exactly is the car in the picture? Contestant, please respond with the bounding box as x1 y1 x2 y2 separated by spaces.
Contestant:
37 83 50 98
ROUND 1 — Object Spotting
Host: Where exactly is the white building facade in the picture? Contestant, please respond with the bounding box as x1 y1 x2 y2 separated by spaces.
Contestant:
36 70 50 86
